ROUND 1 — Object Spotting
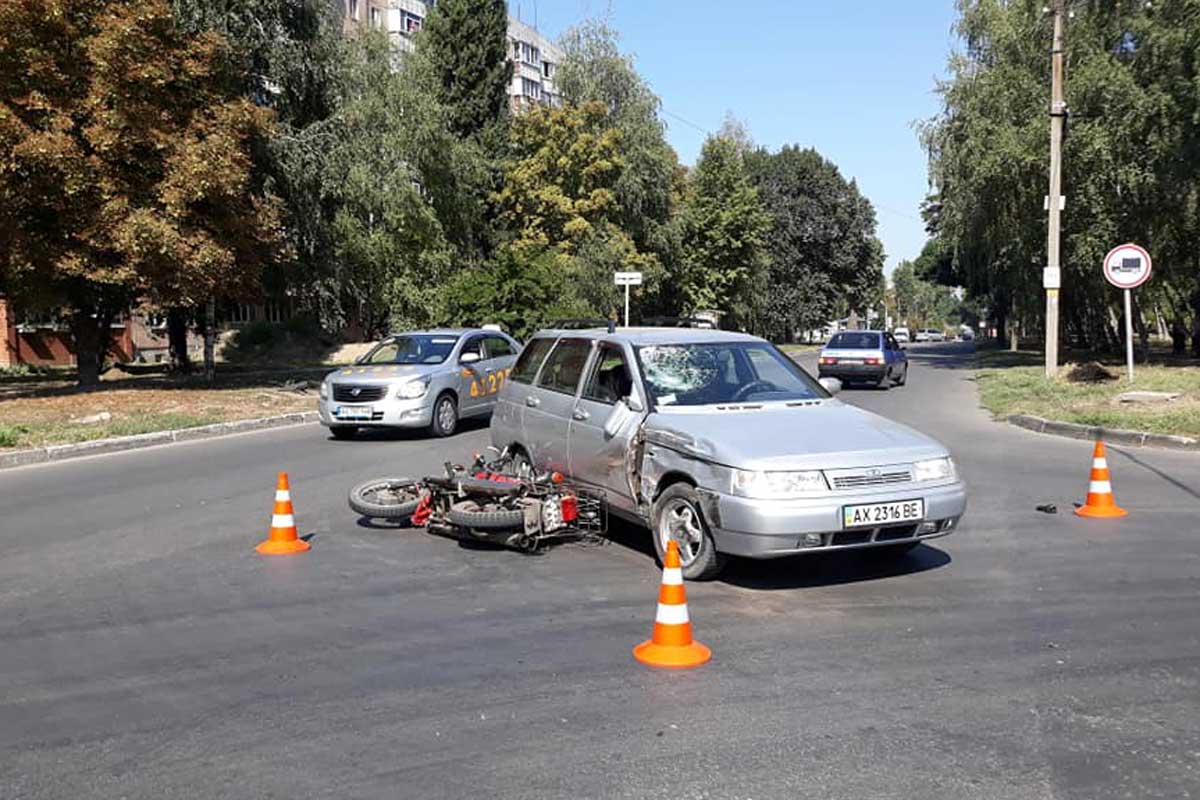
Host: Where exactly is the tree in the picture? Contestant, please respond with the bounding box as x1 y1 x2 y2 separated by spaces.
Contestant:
677 135 771 330
556 20 681 314
0 0 281 384
441 244 593 340
746 145 885 341
420 0 512 141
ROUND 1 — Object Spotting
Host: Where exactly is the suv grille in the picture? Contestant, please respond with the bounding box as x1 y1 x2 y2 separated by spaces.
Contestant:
332 384 387 403
827 466 913 490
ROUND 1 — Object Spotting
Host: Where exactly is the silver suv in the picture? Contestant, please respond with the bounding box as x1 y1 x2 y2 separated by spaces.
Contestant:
490 326 966 579
318 328 521 439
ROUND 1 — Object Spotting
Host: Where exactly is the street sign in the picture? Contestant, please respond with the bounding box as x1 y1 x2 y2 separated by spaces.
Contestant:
1102 243 1152 290
1102 243 1153 383
614 271 643 286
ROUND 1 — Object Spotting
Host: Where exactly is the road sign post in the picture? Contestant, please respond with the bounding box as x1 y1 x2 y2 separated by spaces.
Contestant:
1102 243 1152 383
613 271 643 328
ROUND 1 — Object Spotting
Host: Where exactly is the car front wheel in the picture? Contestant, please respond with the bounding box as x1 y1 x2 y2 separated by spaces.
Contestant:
429 393 458 437
651 483 726 581
329 426 358 440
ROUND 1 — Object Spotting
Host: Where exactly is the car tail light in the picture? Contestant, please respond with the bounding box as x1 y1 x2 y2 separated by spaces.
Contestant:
819 357 838 365
560 495 578 522
864 358 881 365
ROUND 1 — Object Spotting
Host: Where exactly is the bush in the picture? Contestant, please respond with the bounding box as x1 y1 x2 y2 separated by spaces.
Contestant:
0 424 30 448
220 315 338 364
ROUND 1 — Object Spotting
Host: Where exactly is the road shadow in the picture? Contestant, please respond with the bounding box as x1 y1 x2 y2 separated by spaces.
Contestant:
603 517 952 590
326 416 488 444
1108 446 1200 503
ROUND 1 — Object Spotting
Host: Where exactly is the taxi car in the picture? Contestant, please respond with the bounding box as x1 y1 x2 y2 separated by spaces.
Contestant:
318 328 521 438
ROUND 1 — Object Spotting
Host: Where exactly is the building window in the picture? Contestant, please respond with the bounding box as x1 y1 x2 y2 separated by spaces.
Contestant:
401 10 422 33
542 60 554 79
370 7 382 28
521 77 542 100
350 0 359 19
517 41 540 65
264 302 291 324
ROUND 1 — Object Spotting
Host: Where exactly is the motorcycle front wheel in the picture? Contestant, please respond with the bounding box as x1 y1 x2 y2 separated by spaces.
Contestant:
348 477 423 520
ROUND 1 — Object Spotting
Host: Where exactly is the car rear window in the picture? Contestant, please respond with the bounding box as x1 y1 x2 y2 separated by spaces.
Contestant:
827 332 881 350
509 338 554 384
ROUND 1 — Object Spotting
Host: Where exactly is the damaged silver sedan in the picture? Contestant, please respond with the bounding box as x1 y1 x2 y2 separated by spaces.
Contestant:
489 326 967 580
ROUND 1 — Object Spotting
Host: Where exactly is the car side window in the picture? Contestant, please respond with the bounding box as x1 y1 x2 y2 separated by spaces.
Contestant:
484 336 514 359
460 335 485 361
581 344 634 405
509 338 554 384
535 339 591 396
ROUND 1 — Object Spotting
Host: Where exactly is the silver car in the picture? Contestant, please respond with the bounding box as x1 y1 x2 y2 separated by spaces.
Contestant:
490 327 967 579
318 328 521 439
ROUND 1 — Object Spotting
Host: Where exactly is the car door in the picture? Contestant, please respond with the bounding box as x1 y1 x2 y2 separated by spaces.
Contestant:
567 341 644 513
522 338 592 473
492 336 555 453
456 334 489 416
479 335 519 413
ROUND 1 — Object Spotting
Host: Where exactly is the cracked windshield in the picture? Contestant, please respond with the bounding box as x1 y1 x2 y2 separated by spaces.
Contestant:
638 343 826 406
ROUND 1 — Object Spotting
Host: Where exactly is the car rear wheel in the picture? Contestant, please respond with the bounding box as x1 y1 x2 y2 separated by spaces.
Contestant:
651 484 726 581
330 426 358 440
429 393 458 437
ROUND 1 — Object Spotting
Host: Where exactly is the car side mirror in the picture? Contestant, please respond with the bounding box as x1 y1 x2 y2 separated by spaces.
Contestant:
603 398 637 438
460 351 481 364
624 394 644 413
819 377 842 396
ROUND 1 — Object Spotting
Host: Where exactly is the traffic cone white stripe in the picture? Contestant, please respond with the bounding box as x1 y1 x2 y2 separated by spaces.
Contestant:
1088 480 1112 494
275 490 290 502
661 567 683 586
1093 458 1107 469
271 513 295 528
655 603 689 625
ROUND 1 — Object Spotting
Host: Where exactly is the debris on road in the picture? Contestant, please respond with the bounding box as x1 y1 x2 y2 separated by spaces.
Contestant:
1066 362 1118 383
1036 503 1058 514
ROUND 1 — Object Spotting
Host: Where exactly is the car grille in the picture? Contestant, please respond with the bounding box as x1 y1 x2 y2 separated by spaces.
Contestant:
332 384 387 403
827 465 913 490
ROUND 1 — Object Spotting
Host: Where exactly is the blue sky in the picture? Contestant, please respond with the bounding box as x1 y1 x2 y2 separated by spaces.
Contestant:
517 0 960 275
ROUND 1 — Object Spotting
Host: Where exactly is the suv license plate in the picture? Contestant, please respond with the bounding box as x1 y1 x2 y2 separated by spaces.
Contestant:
843 499 924 528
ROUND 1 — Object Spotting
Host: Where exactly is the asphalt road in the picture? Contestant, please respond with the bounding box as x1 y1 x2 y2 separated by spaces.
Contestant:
2 343 1199 799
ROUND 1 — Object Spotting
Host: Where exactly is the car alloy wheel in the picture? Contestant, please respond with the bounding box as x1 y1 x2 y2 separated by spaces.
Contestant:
657 496 704 567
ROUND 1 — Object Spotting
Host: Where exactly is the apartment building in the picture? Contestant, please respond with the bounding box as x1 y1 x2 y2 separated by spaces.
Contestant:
338 0 562 107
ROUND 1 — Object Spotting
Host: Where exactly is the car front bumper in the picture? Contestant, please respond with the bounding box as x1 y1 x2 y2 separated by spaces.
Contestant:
700 480 967 558
317 396 433 428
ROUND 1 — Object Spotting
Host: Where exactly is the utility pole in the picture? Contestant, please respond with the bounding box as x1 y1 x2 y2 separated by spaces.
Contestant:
1044 0 1067 378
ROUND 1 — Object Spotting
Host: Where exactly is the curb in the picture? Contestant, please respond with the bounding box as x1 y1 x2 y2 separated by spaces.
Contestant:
0 412 321 471
1008 414 1200 452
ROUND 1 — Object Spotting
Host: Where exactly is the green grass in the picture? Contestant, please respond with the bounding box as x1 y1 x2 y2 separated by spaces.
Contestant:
2 412 220 450
975 351 1200 437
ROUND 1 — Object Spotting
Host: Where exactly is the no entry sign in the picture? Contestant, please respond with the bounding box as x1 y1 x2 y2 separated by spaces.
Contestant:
1102 243 1152 290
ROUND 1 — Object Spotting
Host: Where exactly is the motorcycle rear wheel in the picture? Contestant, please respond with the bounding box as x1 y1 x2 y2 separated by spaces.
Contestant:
348 477 423 520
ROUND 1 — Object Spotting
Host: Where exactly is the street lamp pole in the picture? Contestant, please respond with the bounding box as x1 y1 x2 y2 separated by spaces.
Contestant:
1044 0 1067 378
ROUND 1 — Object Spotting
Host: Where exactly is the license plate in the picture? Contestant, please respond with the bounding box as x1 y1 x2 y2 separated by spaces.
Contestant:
839 359 863 365
843 499 924 528
334 405 372 421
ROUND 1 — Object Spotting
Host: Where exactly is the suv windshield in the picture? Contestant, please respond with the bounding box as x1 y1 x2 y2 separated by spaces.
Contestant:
636 342 827 407
361 335 460 365
827 332 881 349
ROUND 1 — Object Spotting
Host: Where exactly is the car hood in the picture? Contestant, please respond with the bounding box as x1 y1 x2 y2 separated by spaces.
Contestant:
324 363 443 385
642 400 948 471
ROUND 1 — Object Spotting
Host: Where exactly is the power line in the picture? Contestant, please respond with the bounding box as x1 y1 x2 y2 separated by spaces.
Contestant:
661 108 710 136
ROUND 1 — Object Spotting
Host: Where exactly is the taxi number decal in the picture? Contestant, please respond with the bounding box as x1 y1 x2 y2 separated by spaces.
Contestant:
470 368 510 398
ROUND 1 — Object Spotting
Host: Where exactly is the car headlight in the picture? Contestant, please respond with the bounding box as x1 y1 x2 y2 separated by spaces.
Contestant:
731 469 829 499
319 381 329 399
912 457 956 482
397 377 430 399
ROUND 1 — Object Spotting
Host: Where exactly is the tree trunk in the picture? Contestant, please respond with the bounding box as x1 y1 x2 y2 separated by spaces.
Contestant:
203 298 216 384
70 307 104 387
167 307 192 373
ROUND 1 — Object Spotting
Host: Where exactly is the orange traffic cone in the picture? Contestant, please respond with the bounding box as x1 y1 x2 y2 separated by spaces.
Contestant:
256 472 311 554
1075 441 1127 519
633 540 711 668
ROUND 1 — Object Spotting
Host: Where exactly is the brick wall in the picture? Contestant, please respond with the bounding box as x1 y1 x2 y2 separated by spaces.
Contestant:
0 296 12 368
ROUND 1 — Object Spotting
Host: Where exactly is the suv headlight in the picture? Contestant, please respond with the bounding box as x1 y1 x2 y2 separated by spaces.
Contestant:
912 457 956 482
731 469 829 499
397 377 430 399
319 381 329 399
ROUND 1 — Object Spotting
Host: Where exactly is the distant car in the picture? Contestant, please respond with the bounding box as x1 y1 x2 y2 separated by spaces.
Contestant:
959 328 975 342
913 329 930 342
818 330 908 389
893 327 910 345
926 329 946 342
317 328 522 439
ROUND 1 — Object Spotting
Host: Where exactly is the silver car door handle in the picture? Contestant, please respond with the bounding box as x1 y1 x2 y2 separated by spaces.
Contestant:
572 408 590 421
526 396 540 408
